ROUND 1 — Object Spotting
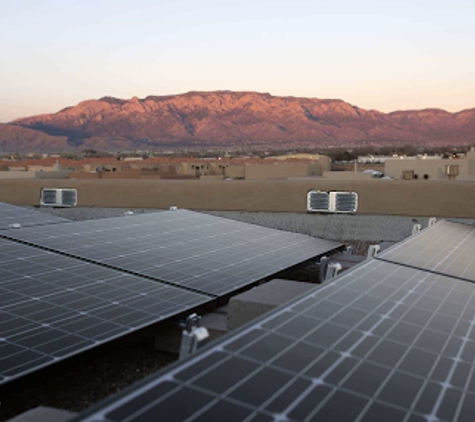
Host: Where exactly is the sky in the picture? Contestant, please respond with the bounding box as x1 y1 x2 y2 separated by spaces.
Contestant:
1 0 474 122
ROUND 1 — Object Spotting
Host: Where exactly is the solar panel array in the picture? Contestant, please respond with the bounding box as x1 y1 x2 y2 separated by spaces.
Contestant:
78 221 475 422
4 210 342 296
0 202 69 230
378 221 475 283
0 237 212 385
1 209 340 386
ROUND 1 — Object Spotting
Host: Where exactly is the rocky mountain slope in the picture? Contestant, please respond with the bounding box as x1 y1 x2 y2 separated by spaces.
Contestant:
3 91 475 152
0 123 69 153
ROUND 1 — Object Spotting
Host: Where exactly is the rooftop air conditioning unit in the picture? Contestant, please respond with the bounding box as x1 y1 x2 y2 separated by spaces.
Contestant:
41 189 58 206
307 190 358 214
41 188 77 207
331 191 358 213
307 191 330 212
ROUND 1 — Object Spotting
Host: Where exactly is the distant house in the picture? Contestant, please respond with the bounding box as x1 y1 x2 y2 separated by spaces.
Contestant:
384 148 475 180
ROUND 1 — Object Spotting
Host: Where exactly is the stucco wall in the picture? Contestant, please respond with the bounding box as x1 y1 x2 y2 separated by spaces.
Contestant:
0 171 69 180
322 171 373 180
1 179 475 217
245 163 312 179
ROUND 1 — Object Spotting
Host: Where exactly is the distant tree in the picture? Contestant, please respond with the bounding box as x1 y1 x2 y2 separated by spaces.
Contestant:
61 152 81 160
82 149 98 158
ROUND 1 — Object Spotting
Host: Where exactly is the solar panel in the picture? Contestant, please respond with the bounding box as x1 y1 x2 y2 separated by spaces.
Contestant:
2 210 342 296
78 259 475 422
0 238 212 386
378 220 475 283
0 202 69 230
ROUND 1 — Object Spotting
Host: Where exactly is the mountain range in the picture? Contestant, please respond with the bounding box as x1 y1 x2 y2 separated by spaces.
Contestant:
2 91 475 153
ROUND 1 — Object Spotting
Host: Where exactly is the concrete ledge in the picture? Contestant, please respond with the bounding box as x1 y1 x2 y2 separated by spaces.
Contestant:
7 407 76 422
228 279 316 330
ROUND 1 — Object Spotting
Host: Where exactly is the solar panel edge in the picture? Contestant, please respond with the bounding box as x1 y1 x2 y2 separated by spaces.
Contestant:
376 256 475 285
73 257 380 422
0 202 70 230
0 294 215 390
376 219 475 260
0 236 216 389
0 233 220 298
0 220 71 232
75 255 475 422
1 210 343 297
376 219 475 283
184 209 345 243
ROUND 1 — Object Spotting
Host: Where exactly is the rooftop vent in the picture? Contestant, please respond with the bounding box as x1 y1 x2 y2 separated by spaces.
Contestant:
41 189 58 206
331 191 358 214
60 189 77 207
41 188 77 207
307 190 358 214
307 191 330 212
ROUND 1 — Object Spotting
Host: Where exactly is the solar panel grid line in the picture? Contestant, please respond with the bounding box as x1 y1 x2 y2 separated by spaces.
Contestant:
1 257 205 311
79 260 475 422
349 269 475 422
0 291 211 385
0 233 213 298
0 238 213 386
1 286 196 339
377 220 475 284
378 219 447 250
406 225 475 422
279 265 475 422
2 210 341 296
237 265 469 422
16 224 288 263
232 269 467 421
0 202 70 230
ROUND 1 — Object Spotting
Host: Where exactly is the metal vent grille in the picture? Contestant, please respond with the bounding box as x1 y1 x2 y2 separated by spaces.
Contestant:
307 191 330 212
307 190 358 213
40 188 77 207
61 189 77 207
41 189 58 206
331 191 358 213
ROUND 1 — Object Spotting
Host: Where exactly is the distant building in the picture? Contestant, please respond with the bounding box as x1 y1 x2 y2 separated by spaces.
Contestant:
384 148 475 180
0 161 69 179
357 154 442 164
222 162 325 180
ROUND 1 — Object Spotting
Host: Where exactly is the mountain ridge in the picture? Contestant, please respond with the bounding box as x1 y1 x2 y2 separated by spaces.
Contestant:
3 91 475 153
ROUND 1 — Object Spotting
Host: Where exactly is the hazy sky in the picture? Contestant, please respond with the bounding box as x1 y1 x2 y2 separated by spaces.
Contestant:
1 0 474 122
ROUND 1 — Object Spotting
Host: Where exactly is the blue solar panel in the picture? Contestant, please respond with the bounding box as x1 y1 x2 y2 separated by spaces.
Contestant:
0 202 69 230
0 238 212 386
77 259 475 422
3 210 342 296
378 220 475 282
